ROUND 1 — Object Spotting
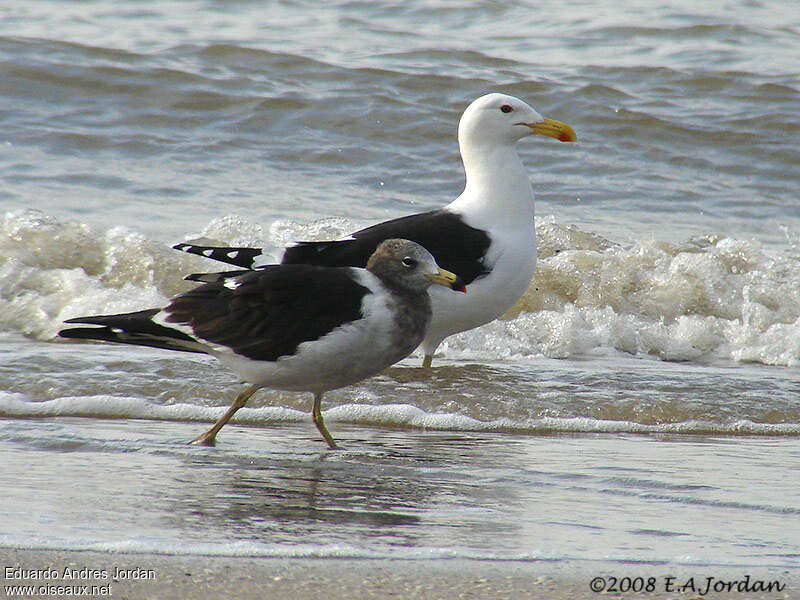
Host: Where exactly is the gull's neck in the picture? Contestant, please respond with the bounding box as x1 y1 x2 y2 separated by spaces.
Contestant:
448 140 535 226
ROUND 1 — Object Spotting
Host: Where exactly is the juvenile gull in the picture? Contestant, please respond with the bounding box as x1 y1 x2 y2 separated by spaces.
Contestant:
174 93 576 367
59 239 465 448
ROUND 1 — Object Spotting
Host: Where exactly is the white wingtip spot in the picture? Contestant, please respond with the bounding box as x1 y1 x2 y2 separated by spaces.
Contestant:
202 249 215 257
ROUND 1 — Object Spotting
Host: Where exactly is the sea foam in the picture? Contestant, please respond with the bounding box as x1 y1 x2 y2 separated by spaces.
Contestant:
3 209 800 366
2 392 796 436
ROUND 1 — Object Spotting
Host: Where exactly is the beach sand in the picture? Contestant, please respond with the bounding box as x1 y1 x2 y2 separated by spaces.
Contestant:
2 549 797 599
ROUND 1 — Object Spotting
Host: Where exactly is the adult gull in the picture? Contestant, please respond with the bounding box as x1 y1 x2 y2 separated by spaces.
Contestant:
174 93 577 367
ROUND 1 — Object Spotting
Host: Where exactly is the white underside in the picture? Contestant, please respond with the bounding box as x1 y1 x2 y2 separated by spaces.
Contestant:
205 271 421 393
421 210 536 356
417 132 538 359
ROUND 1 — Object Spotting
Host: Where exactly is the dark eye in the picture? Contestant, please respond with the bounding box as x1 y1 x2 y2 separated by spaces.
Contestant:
500 104 513 113
401 257 417 268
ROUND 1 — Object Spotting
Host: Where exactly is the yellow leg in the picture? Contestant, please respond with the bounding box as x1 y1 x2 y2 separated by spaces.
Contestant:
312 392 338 449
422 354 433 368
191 384 260 446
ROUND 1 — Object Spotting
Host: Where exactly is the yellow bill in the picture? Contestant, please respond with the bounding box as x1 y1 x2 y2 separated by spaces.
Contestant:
525 117 577 142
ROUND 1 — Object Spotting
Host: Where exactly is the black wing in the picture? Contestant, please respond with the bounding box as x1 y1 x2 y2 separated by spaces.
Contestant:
59 308 206 354
172 243 262 269
183 269 253 283
282 209 492 285
164 264 370 362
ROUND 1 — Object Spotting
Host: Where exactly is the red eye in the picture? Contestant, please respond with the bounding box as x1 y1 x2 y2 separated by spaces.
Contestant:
500 104 513 113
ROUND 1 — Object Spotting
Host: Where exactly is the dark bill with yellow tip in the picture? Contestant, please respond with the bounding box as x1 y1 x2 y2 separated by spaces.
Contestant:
525 117 577 142
427 268 467 293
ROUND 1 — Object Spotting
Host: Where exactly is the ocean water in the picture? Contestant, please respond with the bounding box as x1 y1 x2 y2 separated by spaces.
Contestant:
1 0 799 574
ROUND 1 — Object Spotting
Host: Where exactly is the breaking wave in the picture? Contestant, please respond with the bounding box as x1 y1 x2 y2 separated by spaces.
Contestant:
1 392 796 436
3 208 800 366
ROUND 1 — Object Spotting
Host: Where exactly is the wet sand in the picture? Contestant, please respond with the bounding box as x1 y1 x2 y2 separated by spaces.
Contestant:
2 549 797 600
